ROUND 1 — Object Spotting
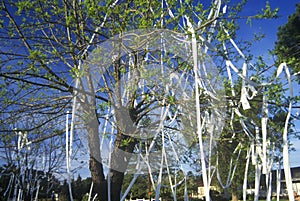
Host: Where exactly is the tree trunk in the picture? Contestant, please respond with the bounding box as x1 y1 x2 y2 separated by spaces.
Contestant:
109 107 138 201
84 83 138 201
110 169 125 201
89 156 107 201
87 116 107 200
109 133 137 201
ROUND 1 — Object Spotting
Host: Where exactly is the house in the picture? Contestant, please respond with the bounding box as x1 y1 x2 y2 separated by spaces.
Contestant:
278 166 300 196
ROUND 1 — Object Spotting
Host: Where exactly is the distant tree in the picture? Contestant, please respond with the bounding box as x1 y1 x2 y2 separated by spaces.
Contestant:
0 165 61 200
0 110 66 199
122 174 148 199
72 174 93 200
59 180 70 201
274 3 300 78
212 64 294 201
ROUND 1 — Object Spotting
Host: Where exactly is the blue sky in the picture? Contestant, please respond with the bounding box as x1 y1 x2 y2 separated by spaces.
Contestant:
237 0 298 61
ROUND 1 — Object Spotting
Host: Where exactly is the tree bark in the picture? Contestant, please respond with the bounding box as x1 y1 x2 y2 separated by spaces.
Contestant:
109 133 137 201
109 107 138 201
87 116 107 200
110 169 125 201
89 156 107 201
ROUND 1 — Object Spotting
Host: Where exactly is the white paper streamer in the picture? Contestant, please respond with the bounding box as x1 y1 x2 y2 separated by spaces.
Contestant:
261 89 268 174
254 164 262 201
276 163 281 201
243 148 251 201
281 63 294 201
240 62 251 110
186 16 210 201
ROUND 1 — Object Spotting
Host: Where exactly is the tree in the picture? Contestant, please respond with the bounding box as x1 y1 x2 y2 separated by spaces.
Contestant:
274 3 300 78
0 0 286 201
0 103 67 200
60 179 71 201
0 1 218 200
0 165 61 200
122 174 149 199
0 115 65 199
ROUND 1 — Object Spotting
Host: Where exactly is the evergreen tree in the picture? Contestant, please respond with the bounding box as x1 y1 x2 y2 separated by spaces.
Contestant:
274 3 300 79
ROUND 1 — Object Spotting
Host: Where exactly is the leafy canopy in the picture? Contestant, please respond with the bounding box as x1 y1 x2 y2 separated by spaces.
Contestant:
274 3 300 78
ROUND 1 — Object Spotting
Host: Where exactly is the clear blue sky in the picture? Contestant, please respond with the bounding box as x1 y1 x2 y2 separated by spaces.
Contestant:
237 0 298 62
